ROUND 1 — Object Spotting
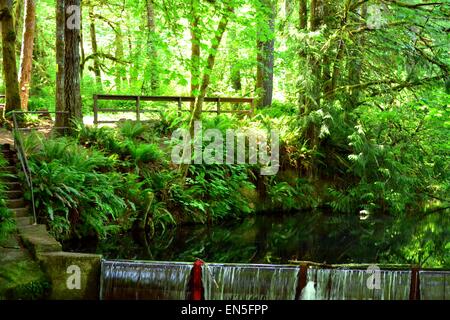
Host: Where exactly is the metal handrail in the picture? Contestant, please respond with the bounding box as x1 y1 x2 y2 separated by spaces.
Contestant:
11 110 69 225
12 112 37 225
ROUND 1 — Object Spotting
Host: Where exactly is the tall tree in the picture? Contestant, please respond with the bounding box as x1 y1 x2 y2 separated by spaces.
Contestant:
300 0 326 179
0 0 22 116
256 0 276 108
228 26 242 92
189 0 201 110
114 27 125 92
18 0 36 111
55 0 65 129
297 0 307 110
89 5 102 91
145 0 159 93
79 5 86 78
63 0 82 131
345 3 367 117
14 0 23 52
189 4 233 132
299 0 307 30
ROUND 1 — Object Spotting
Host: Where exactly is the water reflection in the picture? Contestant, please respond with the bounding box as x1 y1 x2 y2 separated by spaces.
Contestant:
65 211 449 267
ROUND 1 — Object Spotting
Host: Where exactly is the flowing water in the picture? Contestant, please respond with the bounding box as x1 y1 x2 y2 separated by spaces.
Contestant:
304 268 411 300
100 260 427 300
100 260 192 300
419 271 450 300
66 211 449 300
202 263 300 300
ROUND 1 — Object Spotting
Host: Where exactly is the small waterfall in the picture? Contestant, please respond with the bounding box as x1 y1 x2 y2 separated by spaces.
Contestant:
202 263 300 300
419 271 450 300
300 281 316 300
100 260 193 300
303 268 333 300
304 268 411 300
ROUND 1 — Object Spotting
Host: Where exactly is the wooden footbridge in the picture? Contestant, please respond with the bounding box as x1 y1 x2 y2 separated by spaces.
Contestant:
93 94 255 125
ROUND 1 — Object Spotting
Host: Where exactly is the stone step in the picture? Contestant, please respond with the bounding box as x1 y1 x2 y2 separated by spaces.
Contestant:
18 224 62 255
1 144 12 151
10 207 29 218
7 159 18 166
14 216 34 227
0 166 17 173
2 174 19 182
6 199 25 209
5 190 23 199
0 247 49 300
4 182 22 191
2 152 17 160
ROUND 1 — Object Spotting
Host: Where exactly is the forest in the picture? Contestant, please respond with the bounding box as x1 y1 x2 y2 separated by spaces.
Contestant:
0 0 449 269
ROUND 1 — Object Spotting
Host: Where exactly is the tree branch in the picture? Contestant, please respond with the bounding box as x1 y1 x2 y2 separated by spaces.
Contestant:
383 0 444 9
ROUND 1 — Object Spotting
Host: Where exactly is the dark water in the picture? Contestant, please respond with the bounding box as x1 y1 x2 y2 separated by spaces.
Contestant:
65 210 450 267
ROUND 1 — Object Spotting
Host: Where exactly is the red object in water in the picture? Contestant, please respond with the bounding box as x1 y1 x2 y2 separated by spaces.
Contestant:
191 259 204 300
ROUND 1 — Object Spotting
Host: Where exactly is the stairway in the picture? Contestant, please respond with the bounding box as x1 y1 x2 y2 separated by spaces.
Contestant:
1 144 33 226
1 143 51 299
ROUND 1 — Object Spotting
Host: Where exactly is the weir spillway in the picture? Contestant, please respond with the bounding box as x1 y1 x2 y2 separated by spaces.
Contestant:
100 259 449 300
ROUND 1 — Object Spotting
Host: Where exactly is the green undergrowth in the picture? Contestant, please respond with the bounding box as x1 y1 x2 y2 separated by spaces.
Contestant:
20 100 449 243
0 153 15 243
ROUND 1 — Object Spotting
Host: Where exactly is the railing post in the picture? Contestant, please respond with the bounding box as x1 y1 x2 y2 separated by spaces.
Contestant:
217 98 221 115
295 263 309 300
409 266 421 300
190 259 204 300
178 97 182 116
93 95 98 125
136 96 141 122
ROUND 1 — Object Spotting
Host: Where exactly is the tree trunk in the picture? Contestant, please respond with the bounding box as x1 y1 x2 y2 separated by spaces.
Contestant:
256 0 275 109
114 27 124 92
79 5 85 78
1 0 22 116
18 0 36 111
305 0 323 116
297 0 307 112
303 0 325 179
228 27 242 92
189 8 232 133
55 0 65 129
145 0 159 93
14 0 22 53
344 3 367 121
89 6 102 91
181 6 233 179
189 0 200 111
285 0 293 17
63 0 82 131
299 0 307 29
128 31 139 88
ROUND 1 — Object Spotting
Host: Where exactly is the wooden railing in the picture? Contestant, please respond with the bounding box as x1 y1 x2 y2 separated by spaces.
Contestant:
93 94 255 125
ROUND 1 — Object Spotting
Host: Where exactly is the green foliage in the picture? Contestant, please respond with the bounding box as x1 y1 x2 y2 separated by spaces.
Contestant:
9 0 449 267
184 164 255 221
119 120 146 140
266 177 318 211
24 134 134 241
129 143 163 164
0 153 14 242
